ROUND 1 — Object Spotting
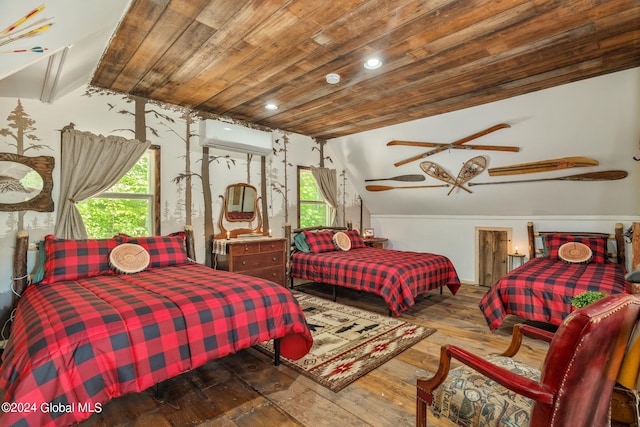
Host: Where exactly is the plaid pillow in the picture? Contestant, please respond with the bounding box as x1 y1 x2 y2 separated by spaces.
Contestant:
41 235 118 284
303 230 337 253
344 230 367 249
119 232 189 268
544 234 609 263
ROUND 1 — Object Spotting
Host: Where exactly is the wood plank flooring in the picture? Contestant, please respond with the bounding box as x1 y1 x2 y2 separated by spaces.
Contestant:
79 284 551 426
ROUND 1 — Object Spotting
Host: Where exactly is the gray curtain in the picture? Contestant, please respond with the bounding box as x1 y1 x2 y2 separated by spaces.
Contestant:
311 167 339 226
54 129 150 239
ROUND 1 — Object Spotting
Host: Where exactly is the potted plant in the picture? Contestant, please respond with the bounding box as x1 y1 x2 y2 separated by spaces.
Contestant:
571 291 608 309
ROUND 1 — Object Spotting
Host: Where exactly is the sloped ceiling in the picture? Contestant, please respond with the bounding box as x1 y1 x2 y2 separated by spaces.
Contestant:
0 1 131 103
92 0 640 139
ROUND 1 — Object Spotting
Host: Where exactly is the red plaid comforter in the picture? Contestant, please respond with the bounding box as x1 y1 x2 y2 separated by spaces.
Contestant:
0 263 312 427
290 247 461 316
479 258 630 330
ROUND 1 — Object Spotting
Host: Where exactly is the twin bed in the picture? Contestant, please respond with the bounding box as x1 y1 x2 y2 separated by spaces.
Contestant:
284 225 461 316
480 222 632 330
0 229 313 427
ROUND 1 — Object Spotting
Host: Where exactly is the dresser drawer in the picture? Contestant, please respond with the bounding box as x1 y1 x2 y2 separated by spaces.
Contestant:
259 239 285 252
232 251 284 271
228 241 260 256
214 237 286 286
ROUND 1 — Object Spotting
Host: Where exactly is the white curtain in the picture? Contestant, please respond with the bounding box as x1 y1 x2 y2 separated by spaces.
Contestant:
54 129 150 239
311 167 339 226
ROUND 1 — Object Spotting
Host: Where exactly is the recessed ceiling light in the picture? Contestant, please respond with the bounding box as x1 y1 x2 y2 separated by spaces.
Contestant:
364 57 382 70
265 103 278 110
326 73 340 84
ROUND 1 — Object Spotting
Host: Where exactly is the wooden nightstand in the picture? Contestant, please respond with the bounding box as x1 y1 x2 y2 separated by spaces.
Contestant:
211 237 286 286
364 237 388 249
507 253 526 271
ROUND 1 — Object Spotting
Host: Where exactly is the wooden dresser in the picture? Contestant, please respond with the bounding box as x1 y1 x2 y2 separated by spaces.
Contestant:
211 237 286 286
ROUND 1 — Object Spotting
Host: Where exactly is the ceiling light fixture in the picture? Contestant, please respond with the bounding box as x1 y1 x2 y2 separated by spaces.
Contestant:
264 103 278 110
325 73 340 84
364 57 382 70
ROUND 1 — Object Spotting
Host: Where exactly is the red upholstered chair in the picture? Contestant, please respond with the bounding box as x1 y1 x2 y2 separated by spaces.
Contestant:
416 294 640 427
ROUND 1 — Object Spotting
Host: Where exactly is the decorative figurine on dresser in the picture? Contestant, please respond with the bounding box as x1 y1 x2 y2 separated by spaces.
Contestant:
209 183 286 286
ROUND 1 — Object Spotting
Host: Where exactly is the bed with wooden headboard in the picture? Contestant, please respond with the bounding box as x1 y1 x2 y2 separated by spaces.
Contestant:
0 227 313 427
285 224 461 316
479 222 632 330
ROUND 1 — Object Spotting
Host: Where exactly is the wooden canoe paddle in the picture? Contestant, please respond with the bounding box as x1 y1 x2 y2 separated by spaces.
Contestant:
366 184 449 191
364 174 425 182
387 140 519 153
488 156 599 176
468 170 628 186
393 123 510 167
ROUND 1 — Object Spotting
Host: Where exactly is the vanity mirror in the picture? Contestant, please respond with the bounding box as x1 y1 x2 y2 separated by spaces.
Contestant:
215 183 267 239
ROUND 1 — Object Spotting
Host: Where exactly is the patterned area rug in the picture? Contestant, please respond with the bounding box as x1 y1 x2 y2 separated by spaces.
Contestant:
257 291 436 392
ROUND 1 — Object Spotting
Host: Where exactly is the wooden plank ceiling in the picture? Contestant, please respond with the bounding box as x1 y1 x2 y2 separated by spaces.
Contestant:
91 0 640 139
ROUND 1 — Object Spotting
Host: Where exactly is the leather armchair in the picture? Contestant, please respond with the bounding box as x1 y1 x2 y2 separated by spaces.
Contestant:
416 294 640 427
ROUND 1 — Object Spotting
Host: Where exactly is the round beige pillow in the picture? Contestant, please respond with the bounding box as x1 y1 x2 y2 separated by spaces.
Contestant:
333 231 352 251
110 243 150 274
558 242 592 264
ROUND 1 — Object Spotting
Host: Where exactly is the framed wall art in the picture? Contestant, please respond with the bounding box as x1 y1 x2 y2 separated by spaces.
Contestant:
0 153 54 212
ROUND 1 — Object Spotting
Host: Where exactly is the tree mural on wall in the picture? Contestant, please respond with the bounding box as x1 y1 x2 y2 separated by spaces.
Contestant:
0 99 52 230
270 133 291 223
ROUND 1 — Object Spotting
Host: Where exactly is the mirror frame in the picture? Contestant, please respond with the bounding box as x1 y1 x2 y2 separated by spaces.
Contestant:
0 153 54 212
223 183 257 222
214 183 267 239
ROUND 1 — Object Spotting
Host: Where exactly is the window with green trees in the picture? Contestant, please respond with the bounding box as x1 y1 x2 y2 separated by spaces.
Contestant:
297 166 329 228
77 148 159 238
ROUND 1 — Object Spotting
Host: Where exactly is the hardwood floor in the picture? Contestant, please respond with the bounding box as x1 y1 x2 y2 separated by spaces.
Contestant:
79 284 550 426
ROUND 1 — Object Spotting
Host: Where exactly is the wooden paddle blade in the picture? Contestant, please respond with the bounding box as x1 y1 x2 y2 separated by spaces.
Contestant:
488 157 600 176
557 170 627 181
468 170 628 186
365 184 448 191
364 174 425 182
387 140 520 152
393 123 510 167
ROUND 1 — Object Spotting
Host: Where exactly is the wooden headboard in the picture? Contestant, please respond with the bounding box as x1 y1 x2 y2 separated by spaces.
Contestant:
526 221 625 265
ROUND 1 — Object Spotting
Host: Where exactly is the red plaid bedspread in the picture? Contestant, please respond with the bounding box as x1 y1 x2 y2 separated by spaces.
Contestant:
0 263 312 427
291 247 461 316
479 258 631 330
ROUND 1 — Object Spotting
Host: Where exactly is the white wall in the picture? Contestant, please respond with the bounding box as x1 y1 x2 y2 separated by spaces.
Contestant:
330 68 640 217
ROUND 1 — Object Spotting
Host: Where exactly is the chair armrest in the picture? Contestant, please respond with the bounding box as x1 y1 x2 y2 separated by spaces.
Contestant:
447 345 554 405
500 324 555 357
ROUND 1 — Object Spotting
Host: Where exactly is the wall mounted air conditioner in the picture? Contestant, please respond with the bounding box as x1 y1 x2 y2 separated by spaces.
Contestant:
198 119 272 156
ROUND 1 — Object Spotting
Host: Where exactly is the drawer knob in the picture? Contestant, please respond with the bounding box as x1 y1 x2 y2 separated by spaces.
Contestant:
244 245 249 251
272 257 276 262
242 261 246 265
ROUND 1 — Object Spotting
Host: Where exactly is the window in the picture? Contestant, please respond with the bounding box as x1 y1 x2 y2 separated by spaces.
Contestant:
297 166 329 228
77 146 160 238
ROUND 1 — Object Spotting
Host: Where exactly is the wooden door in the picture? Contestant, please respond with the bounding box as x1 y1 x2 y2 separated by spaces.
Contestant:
478 230 508 287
